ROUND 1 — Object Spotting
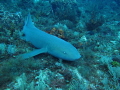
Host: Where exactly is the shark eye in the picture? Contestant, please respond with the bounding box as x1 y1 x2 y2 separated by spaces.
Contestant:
63 51 67 54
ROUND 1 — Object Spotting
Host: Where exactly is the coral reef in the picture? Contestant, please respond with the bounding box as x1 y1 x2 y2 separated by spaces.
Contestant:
0 0 120 90
51 0 81 23
46 27 66 39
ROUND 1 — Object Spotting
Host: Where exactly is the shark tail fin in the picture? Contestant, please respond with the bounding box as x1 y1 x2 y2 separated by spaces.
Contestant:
24 13 35 28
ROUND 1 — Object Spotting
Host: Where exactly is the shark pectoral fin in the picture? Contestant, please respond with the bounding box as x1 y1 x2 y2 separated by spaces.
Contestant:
17 48 47 59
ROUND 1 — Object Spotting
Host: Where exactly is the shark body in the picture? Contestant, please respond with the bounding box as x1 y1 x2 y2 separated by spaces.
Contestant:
19 14 81 61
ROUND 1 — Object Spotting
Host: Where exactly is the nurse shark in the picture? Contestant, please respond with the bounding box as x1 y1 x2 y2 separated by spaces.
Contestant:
18 14 81 61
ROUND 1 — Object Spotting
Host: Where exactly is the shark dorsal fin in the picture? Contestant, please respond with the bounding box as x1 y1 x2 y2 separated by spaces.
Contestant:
25 13 35 28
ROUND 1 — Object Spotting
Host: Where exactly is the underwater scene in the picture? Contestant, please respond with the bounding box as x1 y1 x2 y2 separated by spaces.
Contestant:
0 0 120 90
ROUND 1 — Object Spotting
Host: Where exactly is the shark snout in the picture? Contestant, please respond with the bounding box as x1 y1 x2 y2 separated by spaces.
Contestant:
70 52 81 61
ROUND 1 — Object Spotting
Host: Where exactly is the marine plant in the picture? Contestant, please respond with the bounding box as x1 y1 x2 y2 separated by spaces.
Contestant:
111 61 120 67
86 14 105 31
51 0 81 23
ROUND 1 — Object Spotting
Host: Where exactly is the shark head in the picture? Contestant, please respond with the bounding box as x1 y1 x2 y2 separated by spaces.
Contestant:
48 41 81 61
